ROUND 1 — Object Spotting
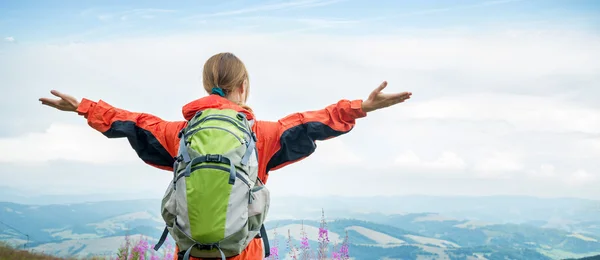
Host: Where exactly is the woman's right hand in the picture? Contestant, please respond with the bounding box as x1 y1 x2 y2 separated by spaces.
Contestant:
39 90 80 112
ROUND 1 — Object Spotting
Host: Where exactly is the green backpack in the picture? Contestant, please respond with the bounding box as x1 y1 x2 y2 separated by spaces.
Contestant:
153 108 271 260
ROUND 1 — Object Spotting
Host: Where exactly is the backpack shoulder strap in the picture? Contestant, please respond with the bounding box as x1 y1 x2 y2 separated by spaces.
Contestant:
260 224 270 258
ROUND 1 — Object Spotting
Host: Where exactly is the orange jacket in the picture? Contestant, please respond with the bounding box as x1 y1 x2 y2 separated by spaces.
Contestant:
76 94 367 259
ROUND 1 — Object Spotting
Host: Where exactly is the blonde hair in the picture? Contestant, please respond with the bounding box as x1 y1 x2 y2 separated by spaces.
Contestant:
202 52 252 113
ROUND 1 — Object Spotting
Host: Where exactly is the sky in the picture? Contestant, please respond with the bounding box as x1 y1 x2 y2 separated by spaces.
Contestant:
1 0 600 201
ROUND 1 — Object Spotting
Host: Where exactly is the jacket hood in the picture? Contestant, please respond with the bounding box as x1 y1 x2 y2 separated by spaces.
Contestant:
181 95 255 121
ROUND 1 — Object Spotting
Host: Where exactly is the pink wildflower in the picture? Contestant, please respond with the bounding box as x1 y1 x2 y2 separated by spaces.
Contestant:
332 252 341 260
318 227 329 243
270 246 279 258
131 236 150 260
339 231 350 260
318 209 330 260
265 225 279 260
287 229 297 260
299 221 312 260
300 222 310 251
162 236 174 260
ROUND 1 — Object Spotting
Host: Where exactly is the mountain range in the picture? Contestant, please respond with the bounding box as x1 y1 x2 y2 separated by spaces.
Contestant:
1 194 600 259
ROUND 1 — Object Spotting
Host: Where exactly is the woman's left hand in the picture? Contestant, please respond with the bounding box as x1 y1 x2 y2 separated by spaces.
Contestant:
39 90 80 112
361 81 412 113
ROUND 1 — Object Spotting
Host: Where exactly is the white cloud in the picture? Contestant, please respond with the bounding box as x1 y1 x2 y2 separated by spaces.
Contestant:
0 161 170 196
574 137 600 158
396 93 600 135
473 152 523 179
1 28 600 198
394 150 466 171
92 8 176 22
312 139 363 165
183 0 344 19
388 0 526 19
337 31 600 77
565 169 598 186
97 15 112 21
119 9 175 20
4 36 14 42
0 120 362 166
527 164 557 179
294 18 359 28
0 123 139 164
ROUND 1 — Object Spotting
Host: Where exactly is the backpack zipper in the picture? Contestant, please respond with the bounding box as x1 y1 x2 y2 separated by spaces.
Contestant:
174 165 251 188
187 115 251 139
184 126 244 145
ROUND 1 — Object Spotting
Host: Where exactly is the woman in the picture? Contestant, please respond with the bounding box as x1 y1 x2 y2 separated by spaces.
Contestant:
39 52 412 259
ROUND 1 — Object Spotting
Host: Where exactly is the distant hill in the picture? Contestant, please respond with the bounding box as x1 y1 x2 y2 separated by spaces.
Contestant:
565 255 600 260
1 196 600 259
5 188 600 226
269 195 600 226
265 217 600 260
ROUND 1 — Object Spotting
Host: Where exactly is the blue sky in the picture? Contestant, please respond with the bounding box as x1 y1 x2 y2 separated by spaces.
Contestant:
1 0 599 43
1 0 600 200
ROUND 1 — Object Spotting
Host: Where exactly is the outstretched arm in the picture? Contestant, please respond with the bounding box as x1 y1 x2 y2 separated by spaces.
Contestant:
39 90 186 171
257 99 365 174
257 81 412 174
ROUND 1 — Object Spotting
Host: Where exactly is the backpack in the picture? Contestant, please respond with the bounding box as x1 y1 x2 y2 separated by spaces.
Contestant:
153 108 271 260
